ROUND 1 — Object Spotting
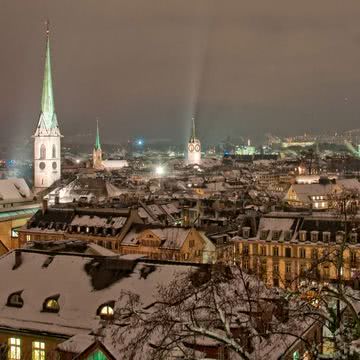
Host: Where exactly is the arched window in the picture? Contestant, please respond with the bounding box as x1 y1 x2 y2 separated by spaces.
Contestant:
40 144 46 160
52 144 56 159
6 291 24 308
42 295 60 313
97 301 115 319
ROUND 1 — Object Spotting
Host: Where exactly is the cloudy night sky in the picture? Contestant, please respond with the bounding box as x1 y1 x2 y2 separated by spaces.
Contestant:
2 0 360 147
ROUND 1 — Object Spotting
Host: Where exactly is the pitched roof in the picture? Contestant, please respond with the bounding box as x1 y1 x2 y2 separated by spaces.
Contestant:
0 250 200 338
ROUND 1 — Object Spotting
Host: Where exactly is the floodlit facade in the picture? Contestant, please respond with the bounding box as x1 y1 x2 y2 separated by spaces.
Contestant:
187 117 201 165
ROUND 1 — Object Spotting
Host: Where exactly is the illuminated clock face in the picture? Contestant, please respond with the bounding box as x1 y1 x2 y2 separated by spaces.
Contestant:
195 144 200 152
39 162 46 170
188 144 194 152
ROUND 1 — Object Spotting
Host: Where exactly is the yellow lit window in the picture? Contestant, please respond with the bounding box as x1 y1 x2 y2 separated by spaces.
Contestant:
8 337 21 360
44 298 60 312
100 305 114 317
32 341 45 360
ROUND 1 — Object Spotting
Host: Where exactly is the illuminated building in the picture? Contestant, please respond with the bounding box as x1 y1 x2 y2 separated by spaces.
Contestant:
187 116 201 165
33 23 62 192
93 120 103 170
233 212 360 289
92 121 128 170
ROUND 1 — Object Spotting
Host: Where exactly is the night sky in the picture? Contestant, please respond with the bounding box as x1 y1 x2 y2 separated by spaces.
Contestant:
2 0 360 148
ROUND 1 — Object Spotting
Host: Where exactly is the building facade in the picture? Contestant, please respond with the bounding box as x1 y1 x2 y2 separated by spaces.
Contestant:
187 117 201 165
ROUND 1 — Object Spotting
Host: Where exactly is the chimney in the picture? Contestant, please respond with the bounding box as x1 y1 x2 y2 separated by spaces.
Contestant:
13 250 22 270
42 198 48 215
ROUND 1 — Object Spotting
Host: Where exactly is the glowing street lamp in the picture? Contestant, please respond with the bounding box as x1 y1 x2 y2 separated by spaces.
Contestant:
155 165 165 176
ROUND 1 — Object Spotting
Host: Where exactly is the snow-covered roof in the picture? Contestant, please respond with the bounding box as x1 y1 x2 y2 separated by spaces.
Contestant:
258 217 295 232
0 250 198 338
0 178 33 203
102 160 128 169
70 215 127 229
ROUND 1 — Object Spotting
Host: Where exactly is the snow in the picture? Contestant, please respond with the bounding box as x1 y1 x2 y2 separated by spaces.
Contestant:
0 250 197 338
258 217 295 232
70 215 127 229
0 178 33 202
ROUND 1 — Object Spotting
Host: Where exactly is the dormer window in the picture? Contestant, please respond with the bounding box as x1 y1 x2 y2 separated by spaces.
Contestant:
43 295 60 313
7 291 24 308
97 301 115 320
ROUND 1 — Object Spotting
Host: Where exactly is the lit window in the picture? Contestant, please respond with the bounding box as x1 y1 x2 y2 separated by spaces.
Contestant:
43 296 60 313
100 305 114 316
32 341 45 360
8 338 21 360
97 302 115 320
11 229 19 238
26 235 31 242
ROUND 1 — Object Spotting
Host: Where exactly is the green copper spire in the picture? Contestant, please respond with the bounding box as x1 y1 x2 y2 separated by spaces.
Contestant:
95 120 101 150
39 21 58 130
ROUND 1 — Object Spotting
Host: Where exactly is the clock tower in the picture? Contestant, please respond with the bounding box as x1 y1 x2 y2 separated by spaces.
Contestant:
187 116 201 165
33 22 62 192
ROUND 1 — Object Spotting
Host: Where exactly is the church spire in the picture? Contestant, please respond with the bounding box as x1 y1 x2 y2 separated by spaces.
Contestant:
36 20 59 133
190 115 196 141
95 119 101 150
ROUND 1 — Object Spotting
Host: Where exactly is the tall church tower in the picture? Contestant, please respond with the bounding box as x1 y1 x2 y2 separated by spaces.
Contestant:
93 120 103 169
33 22 62 191
187 116 201 165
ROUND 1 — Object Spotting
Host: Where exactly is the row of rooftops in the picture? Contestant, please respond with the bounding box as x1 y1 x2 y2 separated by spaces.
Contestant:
236 211 360 244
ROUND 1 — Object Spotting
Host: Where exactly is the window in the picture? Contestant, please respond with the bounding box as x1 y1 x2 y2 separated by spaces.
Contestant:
351 251 357 264
43 296 60 313
242 227 250 239
100 305 114 317
252 244 258 255
11 229 19 238
323 232 331 242
300 248 306 258
87 350 108 360
299 231 307 241
7 291 24 308
260 230 268 240
311 249 318 259
272 230 281 241
243 245 249 255
32 341 45 360
52 144 56 158
300 263 307 276
285 262 292 274
350 232 358 244
26 235 31 242
273 263 279 274
311 231 319 242
189 239 195 248
8 338 21 360
97 301 115 319
40 144 46 160
285 247 291 258
260 246 266 256
273 246 279 257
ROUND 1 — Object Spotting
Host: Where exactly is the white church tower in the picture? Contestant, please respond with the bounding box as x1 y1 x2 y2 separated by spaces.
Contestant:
187 116 201 165
33 22 62 191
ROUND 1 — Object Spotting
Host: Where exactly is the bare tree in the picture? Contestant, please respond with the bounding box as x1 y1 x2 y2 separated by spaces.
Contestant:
110 265 322 360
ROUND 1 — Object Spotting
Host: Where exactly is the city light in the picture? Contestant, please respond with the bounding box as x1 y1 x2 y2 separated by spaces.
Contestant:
155 165 165 176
